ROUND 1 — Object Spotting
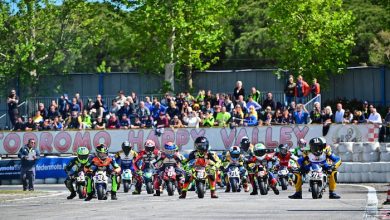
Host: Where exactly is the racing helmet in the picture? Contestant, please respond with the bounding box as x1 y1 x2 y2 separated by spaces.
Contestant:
309 137 326 156
122 141 132 155
76 146 90 164
298 138 307 151
194 136 209 153
254 143 267 157
144 139 156 153
164 142 176 158
229 146 241 159
96 144 108 160
278 144 289 156
240 136 250 152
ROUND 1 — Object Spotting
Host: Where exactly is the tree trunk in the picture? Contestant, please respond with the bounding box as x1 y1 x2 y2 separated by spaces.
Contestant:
165 63 175 91
186 65 193 91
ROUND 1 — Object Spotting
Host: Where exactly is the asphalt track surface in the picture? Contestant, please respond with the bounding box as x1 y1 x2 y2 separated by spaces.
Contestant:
0 184 388 220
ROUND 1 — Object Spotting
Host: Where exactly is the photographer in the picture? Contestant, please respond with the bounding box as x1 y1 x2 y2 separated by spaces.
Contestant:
7 89 19 128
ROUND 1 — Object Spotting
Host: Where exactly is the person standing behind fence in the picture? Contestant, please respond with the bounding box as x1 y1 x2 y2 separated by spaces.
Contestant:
311 78 321 102
295 75 310 104
233 81 245 104
18 139 40 191
284 75 296 107
7 89 19 128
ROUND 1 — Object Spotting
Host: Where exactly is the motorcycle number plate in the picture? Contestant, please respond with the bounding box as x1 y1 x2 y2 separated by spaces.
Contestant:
168 171 174 177
197 171 204 179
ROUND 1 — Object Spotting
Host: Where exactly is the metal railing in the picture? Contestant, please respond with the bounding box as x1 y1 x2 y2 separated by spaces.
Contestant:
0 101 28 129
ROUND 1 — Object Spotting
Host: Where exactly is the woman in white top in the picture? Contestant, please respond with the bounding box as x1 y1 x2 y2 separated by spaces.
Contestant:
183 107 201 128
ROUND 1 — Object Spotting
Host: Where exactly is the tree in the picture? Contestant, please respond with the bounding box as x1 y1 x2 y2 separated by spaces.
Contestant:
268 0 355 81
124 0 238 90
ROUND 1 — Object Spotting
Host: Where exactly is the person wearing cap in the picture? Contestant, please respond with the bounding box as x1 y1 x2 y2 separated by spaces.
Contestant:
18 139 40 191
362 101 369 119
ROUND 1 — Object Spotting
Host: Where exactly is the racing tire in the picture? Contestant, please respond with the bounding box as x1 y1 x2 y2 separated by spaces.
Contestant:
123 180 130 193
146 181 154 194
196 181 205 199
258 178 268 195
311 182 320 199
97 185 106 200
166 181 174 196
280 177 288 191
230 178 239 193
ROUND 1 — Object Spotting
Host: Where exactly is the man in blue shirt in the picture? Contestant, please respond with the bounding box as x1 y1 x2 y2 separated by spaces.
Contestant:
18 139 40 191
293 104 309 124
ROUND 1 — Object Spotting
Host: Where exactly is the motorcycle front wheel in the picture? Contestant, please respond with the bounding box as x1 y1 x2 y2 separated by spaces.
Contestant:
280 177 288 191
123 180 130 193
166 181 174 196
230 178 238 193
258 178 268 195
196 181 205 199
77 184 86 199
311 182 320 199
97 184 106 200
146 181 154 194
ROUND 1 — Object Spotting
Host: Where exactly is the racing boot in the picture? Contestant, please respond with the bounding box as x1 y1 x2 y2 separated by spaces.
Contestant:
243 183 250 192
153 190 160 196
84 194 93 201
67 191 77 200
329 191 341 199
179 191 187 199
211 190 218 199
288 191 302 199
225 184 231 193
250 187 258 195
132 190 141 195
271 185 279 195
111 192 117 200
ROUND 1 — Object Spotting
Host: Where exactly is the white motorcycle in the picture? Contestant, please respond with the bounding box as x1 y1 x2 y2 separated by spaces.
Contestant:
227 165 241 193
93 170 109 200
75 171 87 199
121 169 133 193
308 164 328 199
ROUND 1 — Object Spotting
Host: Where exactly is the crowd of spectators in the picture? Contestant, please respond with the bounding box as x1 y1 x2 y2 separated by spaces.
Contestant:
7 75 390 139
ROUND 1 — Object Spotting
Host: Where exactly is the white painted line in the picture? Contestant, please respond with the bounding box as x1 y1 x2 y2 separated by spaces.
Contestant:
2 191 67 202
345 184 378 220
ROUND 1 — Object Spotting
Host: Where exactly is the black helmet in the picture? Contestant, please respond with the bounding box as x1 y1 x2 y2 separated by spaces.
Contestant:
122 141 132 155
278 144 289 156
194 136 209 152
309 137 326 156
240 136 250 152
96 144 108 160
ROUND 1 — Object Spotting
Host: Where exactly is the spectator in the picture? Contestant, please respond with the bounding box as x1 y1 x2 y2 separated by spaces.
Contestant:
236 95 247 113
203 101 214 114
40 119 52 131
310 102 323 124
288 101 296 114
151 102 167 120
75 93 84 111
181 101 191 117
119 114 131 129
246 95 261 111
13 116 26 131
244 106 258 126
322 106 334 125
106 114 120 129
278 109 293 124
233 80 245 104
92 94 105 119
262 92 276 110
204 90 217 107
52 116 63 130
58 94 68 115
334 103 345 124
224 95 234 113
343 109 353 123
33 110 43 124
183 108 201 128
352 110 366 124
215 106 231 127
25 117 37 131
171 115 184 128
47 105 60 120
131 91 139 106
263 112 273 126
66 111 82 130
175 93 185 112
93 116 106 130
196 90 206 103
117 101 134 118
116 90 127 107
166 101 180 119
284 75 296 107
7 89 19 128
260 106 273 124
156 112 169 128
216 93 225 108
70 98 81 113
380 107 390 141
367 106 382 125
295 75 310 104
18 139 40 191
132 116 144 129
293 104 309 124
85 98 94 112
38 103 48 119
272 109 283 125
126 96 136 113
231 105 245 127
144 96 153 110
109 99 120 115
184 91 195 105
202 111 215 127
249 87 261 104
213 105 221 119
81 110 92 129
136 101 151 127
50 100 58 110
311 78 321 102
362 101 370 119
161 93 172 107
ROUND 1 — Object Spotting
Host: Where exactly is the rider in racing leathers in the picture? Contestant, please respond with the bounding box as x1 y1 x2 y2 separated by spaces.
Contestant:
114 141 138 193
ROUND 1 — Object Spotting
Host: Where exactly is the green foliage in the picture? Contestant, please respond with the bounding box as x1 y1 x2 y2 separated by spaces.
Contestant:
268 0 355 82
